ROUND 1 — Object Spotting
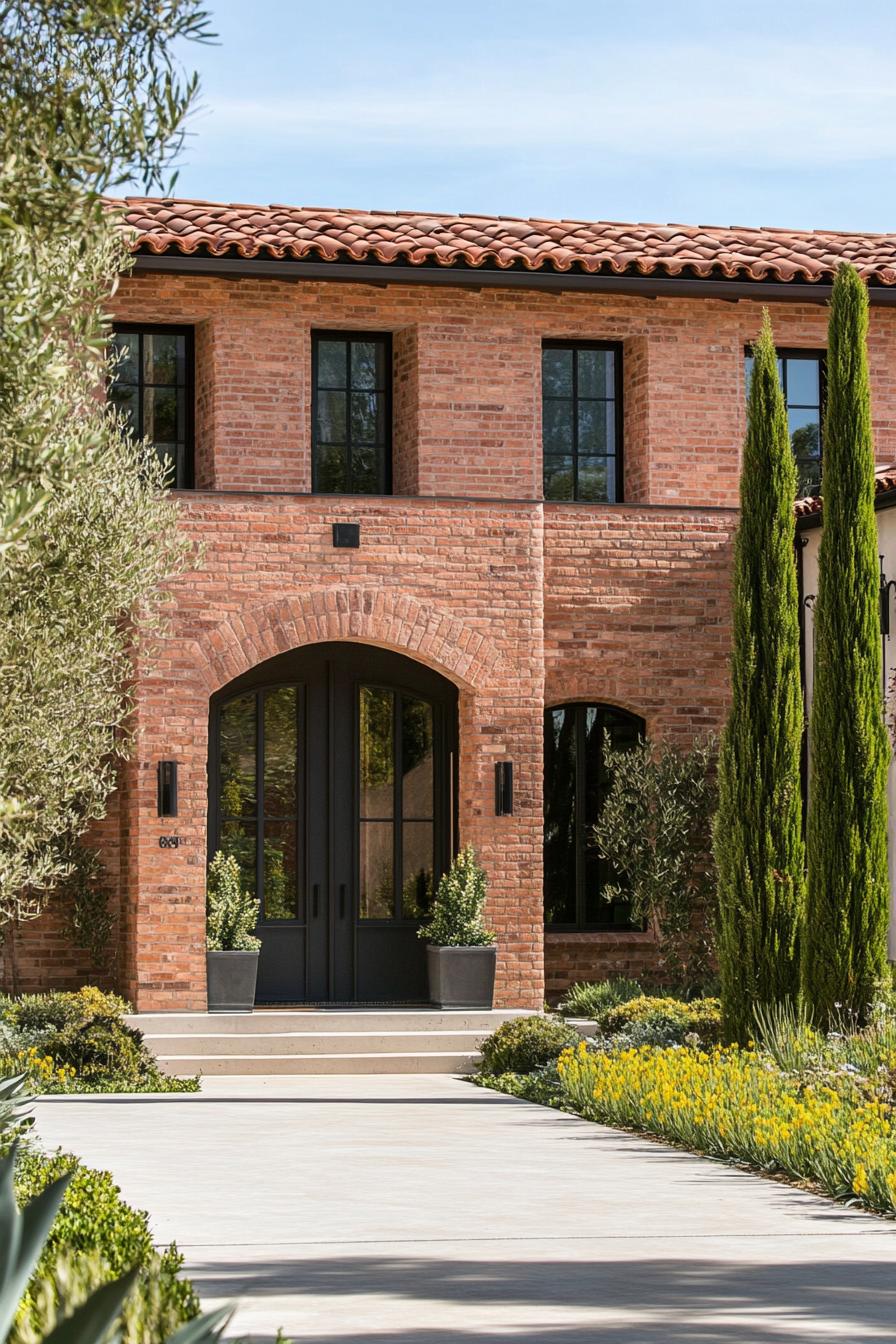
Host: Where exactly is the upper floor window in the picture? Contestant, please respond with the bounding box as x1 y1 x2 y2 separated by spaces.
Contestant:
312 332 391 494
110 326 193 488
745 348 825 496
544 702 644 930
542 341 622 503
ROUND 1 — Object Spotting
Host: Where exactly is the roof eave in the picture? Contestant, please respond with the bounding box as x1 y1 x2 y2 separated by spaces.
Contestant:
129 250 896 304
796 487 896 531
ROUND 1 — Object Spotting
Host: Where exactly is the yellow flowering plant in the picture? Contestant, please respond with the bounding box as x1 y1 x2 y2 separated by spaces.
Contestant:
0 1046 76 1093
556 1040 896 1216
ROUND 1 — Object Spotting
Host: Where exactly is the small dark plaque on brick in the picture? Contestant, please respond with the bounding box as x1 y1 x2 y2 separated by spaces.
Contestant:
332 523 360 549
159 835 180 849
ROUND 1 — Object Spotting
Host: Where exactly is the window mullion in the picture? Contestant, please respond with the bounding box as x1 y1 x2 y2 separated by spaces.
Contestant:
346 339 353 494
571 346 579 501
394 692 402 920
137 333 145 443
257 691 264 921
575 705 586 928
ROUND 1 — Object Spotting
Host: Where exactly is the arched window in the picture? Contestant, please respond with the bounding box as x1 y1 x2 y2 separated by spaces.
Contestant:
544 703 645 930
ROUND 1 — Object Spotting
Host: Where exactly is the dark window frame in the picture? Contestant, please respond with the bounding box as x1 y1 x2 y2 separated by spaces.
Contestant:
111 323 195 489
544 700 645 932
541 339 624 503
311 330 393 495
212 681 305 927
744 345 826 494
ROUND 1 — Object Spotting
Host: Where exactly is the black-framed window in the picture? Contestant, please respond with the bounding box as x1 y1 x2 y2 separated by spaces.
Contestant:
544 702 644 930
542 341 623 502
745 348 825 496
312 332 392 494
110 326 194 488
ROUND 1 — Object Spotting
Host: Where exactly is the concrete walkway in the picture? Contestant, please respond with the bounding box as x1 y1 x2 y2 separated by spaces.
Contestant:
32 1076 896 1343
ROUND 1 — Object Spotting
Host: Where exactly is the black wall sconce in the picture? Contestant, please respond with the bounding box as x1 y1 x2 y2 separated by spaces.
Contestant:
157 761 178 818
494 761 513 816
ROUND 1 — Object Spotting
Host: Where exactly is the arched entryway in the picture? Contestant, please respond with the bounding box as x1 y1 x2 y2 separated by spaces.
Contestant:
209 642 458 1004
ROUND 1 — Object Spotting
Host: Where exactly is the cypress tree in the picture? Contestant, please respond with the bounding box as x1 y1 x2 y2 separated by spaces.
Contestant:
802 264 890 1023
714 313 805 1042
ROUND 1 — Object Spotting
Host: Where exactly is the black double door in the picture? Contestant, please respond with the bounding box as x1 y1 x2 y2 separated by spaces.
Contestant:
209 643 457 1003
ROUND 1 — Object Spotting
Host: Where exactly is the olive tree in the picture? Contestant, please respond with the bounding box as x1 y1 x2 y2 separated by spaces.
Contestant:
0 2 210 927
595 735 718 992
0 1 211 555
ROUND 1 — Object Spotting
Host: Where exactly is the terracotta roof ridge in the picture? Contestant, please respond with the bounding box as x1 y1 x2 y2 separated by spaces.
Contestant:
106 196 896 238
110 196 896 286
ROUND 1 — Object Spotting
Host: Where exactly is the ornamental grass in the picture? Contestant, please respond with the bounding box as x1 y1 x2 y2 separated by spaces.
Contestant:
557 1040 896 1216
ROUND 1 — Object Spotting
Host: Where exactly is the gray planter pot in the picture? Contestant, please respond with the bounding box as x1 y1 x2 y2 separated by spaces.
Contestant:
427 944 497 1009
206 950 259 1013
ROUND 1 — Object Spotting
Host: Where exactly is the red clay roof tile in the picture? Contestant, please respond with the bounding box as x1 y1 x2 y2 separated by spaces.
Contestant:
109 197 896 285
795 467 896 518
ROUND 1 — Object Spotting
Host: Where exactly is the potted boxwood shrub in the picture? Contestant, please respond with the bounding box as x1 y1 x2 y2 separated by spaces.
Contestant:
418 845 496 1008
206 851 261 1012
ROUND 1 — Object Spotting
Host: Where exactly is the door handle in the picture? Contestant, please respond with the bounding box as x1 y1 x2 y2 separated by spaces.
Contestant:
339 883 346 919
312 883 319 919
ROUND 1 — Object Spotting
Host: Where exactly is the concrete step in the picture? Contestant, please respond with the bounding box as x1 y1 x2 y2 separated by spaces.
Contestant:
129 1008 532 1076
128 1009 526 1035
142 1029 490 1057
155 1051 480 1076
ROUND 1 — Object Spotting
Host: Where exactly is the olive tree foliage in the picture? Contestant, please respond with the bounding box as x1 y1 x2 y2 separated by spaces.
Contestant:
0 297 192 918
0 0 212 554
595 735 718 992
0 1 212 923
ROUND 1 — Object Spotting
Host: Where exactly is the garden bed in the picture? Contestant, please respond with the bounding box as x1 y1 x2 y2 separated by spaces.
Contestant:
10 1141 202 1344
475 989 896 1219
0 987 197 1094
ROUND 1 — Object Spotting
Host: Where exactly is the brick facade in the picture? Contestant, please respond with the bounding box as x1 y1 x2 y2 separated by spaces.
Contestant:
9 259 896 1008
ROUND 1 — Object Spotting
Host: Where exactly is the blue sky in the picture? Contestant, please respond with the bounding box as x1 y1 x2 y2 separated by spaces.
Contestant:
168 0 896 231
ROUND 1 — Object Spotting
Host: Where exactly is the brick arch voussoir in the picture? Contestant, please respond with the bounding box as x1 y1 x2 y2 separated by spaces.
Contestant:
190 588 506 695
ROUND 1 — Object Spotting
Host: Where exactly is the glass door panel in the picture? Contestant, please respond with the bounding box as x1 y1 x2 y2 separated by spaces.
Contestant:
358 686 435 923
220 693 257 817
217 685 301 922
360 823 395 918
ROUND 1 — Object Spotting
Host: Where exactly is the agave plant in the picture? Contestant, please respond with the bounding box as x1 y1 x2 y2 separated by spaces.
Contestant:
0 1074 31 1141
0 1142 231 1344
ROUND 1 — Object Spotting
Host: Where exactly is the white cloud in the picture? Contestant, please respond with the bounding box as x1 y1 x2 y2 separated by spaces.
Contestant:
196 39 896 170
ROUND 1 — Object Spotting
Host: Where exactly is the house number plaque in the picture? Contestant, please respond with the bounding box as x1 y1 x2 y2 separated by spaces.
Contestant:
158 835 180 849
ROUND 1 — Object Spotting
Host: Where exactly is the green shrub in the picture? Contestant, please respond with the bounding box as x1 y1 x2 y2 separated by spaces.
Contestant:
2 987 128 1033
478 1015 577 1076
50 1018 147 1082
206 851 261 952
471 1063 563 1107
10 1145 201 1344
600 995 723 1045
418 845 494 947
557 978 643 1022
0 988 196 1093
